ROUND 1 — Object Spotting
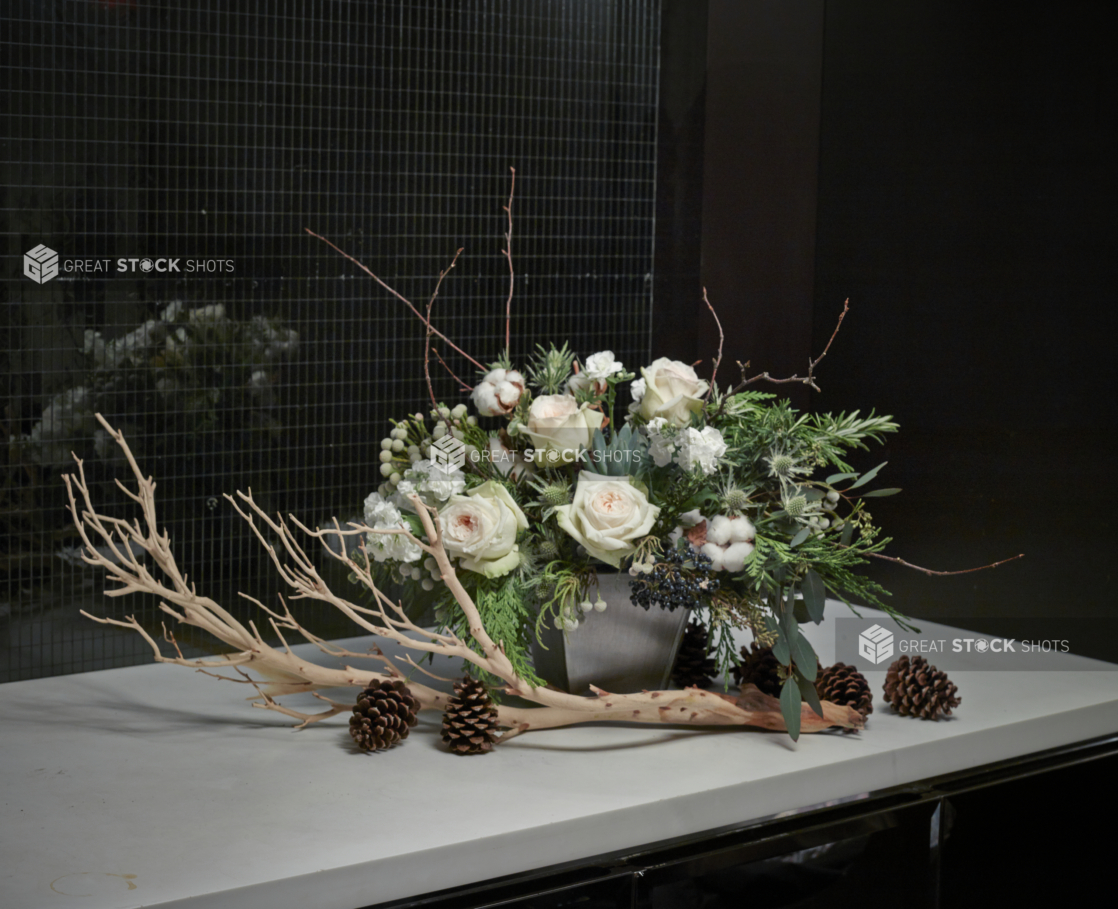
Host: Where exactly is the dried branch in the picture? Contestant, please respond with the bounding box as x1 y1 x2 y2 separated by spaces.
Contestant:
728 299 850 398
502 166 516 352
862 549 1025 577
702 287 724 401
304 228 485 372
70 417 863 744
422 248 464 407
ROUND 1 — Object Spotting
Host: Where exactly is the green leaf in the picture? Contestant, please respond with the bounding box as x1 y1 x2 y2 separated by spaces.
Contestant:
860 487 902 498
793 598 810 623
840 521 854 546
826 471 858 484
790 631 818 682
789 526 811 548
780 677 802 741
766 614 791 664
847 461 887 490
802 569 826 623
796 672 824 720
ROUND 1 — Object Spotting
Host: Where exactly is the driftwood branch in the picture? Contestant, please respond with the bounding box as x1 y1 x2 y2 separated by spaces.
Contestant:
68 417 864 744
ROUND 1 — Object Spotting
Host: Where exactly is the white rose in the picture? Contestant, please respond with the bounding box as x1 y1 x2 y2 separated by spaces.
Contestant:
525 395 605 465
471 368 526 416
439 481 529 577
555 473 661 568
674 426 727 475
637 358 709 427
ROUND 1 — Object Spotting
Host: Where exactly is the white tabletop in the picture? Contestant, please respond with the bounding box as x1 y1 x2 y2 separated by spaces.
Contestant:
3 603 1117 909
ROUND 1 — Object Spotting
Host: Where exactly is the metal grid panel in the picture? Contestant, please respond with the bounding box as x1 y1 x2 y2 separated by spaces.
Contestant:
1 0 660 682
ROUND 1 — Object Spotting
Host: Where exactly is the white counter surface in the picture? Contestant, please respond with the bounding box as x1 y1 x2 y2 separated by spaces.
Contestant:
3 604 1117 909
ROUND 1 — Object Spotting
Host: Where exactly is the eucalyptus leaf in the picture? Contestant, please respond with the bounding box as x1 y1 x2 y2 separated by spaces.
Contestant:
847 461 887 490
790 631 819 682
860 487 902 497
793 598 810 624
802 569 826 623
789 527 811 548
840 520 854 546
780 678 802 741
796 673 824 720
826 471 858 484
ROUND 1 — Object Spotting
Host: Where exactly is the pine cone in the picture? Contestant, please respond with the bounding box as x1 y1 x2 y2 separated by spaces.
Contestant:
671 620 718 689
349 679 420 752
816 662 874 719
732 642 783 697
441 676 500 755
883 655 960 720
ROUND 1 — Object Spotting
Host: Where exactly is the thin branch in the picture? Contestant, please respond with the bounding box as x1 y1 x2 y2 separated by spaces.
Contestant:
726 299 851 400
304 228 484 371
432 347 473 392
702 287 724 401
863 549 1025 577
502 166 516 352
423 248 465 407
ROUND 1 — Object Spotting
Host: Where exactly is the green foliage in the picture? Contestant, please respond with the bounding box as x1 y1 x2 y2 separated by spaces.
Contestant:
526 342 575 395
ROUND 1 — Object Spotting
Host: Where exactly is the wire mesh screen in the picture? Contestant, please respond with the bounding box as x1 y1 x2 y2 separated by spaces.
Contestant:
2 0 660 682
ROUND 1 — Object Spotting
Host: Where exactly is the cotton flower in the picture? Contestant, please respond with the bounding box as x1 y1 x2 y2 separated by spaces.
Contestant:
700 514 756 573
471 368 526 416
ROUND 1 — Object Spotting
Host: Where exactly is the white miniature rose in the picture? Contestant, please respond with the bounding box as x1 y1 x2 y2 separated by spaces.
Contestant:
637 358 709 427
555 473 661 568
471 368 526 416
674 426 727 475
567 351 624 395
525 394 605 465
438 481 529 577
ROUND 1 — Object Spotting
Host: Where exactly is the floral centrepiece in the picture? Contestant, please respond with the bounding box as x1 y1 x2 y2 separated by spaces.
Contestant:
353 336 907 735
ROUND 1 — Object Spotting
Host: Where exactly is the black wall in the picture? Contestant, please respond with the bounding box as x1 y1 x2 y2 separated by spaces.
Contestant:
694 1 1118 655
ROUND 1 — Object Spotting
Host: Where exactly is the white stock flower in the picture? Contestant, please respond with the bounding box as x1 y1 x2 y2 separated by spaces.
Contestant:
555 473 660 568
362 492 423 563
637 358 709 427
439 481 529 577
674 426 727 475
525 394 605 465
644 417 676 468
701 514 756 573
471 368 526 416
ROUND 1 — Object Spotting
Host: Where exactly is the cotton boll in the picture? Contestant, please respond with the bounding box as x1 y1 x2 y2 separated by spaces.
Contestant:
707 515 733 546
701 542 726 571
728 516 756 543
719 541 755 573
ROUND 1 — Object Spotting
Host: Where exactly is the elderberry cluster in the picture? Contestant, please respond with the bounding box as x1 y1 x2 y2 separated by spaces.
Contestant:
628 548 720 612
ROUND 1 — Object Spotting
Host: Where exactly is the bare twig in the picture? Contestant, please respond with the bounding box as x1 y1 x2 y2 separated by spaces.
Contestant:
422 248 464 406
702 287 724 401
432 347 473 392
727 299 851 399
862 549 1025 578
304 228 484 372
502 167 516 352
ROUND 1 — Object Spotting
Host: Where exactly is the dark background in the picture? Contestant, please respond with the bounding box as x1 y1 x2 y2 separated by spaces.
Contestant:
658 0 1118 657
